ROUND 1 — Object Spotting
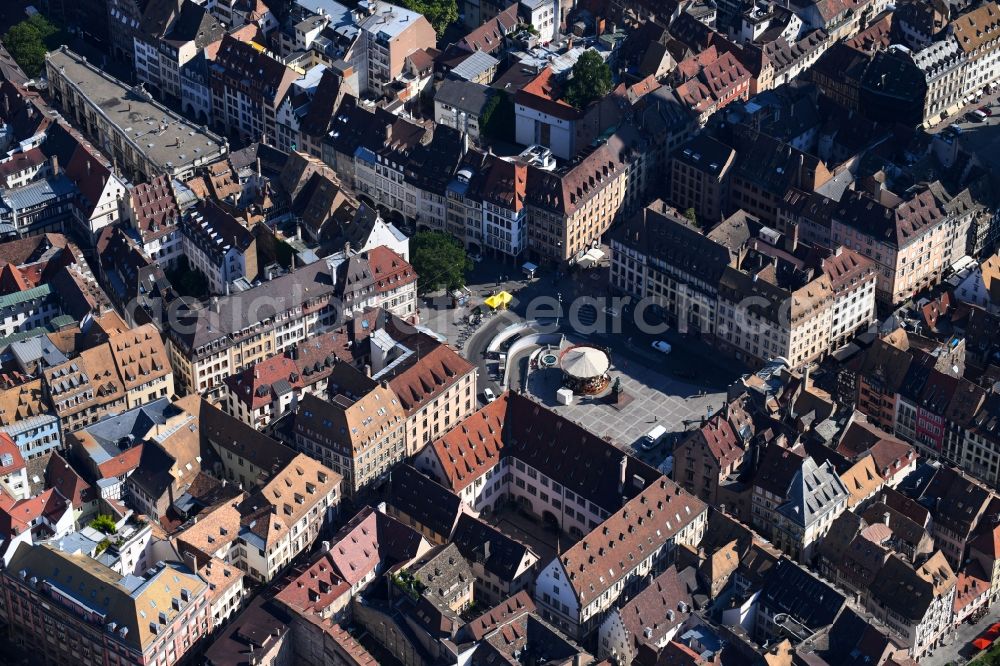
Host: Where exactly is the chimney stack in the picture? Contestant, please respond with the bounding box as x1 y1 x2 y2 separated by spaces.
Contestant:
50 155 59 177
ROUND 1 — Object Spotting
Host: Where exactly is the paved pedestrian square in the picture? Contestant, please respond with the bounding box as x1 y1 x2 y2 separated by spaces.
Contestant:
524 350 725 455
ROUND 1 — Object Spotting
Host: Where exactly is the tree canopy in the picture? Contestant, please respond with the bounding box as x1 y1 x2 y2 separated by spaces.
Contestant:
481 91 515 142
564 50 613 110
400 0 458 36
411 231 471 293
3 15 64 78
89 514 118 535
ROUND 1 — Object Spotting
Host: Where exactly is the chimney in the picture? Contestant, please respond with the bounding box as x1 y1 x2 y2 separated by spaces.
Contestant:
50 155 59 176
883 512 890 526
483 540 491 561
784 223 799 253
181 550 198 572
364 364 372 377
618 456 627 491
344 241 351 255
256 157 262 178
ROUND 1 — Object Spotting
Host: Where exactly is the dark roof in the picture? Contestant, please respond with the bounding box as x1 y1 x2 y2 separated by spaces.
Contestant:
405 125 465 195
505 392 661 511
452 514 533 581
753 443 806 497
204 597 290 666
167 258 340 353
200 400 296 479
672 134 735 175
300 68 345 137
435 79 492 115
869 553 954 621
759 558 845 632
856 339 913 393
919 465 992 538
166 0 225 47
388 464 462 539
611 203 733 287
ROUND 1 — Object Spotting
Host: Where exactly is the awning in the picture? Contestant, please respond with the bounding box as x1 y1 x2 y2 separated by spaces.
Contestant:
484 291 513 309
522 262 538 275
584 248 605 262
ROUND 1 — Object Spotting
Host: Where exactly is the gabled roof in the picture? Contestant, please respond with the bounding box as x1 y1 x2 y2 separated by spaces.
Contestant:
776 456 849 527
456 3 518 53
427 394 507 492
452 514 534 581
919 465 994 538
759 558 845 631
558 476 706 604
514 67 580 120
387 464 462 538
616 566 696 650
869 551 955 621
385 343 475 417
839 455 884 508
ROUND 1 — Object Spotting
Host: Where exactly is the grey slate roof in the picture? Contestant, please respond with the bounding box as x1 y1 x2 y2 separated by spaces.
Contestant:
435 79 492 115
776 456 849 528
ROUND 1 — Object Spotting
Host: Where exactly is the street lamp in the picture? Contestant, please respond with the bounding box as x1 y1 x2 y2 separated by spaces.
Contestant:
557 292 563 326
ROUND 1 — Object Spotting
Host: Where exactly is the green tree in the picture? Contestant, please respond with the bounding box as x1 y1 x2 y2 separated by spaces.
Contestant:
481 91 515 142
89 514 118 535
400 0 457 36
2 15 64 78
564 50 612 110
683 207 697 224
411 231 471 293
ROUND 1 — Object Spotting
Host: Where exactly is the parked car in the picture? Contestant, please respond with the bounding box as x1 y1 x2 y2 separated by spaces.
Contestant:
641 425 667 450
651 340 672 354
968 109 988 122
483 388 497 403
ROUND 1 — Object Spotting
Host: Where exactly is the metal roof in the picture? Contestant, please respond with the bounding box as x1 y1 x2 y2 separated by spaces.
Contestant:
0 175 76 211
0 284 52 309
450 51 501 81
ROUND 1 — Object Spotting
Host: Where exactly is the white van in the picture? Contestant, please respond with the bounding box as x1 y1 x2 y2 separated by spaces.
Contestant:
641 425 667 449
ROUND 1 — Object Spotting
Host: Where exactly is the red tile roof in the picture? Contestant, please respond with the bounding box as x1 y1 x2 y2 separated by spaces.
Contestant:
428 394 507 492
225 355 303 410
0 148 45 182
458 3 518 54
366 245 416 296
0 487 68 535
953 570 990 614
695 414 745 469
514 67 581 120
130 175 180 242
96 444 144 480
45 451 95 509
387 344 475 417
274 551 351 614
461 590 535 642
559 476 706 603
0 432 23 475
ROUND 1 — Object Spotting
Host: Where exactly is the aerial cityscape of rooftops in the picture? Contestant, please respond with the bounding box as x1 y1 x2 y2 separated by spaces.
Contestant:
4 0 1000 663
